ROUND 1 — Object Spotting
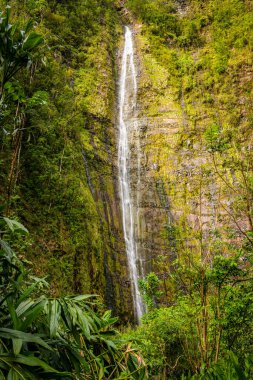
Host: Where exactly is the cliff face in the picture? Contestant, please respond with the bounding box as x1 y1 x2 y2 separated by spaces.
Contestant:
1 0 252 319
0 0 134 318
127 0 253 297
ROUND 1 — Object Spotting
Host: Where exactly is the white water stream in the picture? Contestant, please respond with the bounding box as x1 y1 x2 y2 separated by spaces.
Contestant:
118 26 144 322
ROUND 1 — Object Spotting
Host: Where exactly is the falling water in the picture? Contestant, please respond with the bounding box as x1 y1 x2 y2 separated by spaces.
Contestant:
118 26 144 322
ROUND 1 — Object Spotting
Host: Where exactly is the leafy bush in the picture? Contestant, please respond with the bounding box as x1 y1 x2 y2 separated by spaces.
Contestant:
183 352 253 379
0 212 146 379
139 272 162 311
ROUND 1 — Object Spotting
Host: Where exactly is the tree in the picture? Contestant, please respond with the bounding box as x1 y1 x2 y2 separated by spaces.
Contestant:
0 6 44 208
0 6 43 98
139 272 162 311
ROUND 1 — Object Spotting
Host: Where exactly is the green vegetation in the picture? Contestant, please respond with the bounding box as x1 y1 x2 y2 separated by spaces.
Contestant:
1 0 253 378
0 0 131 318
125 251 253 378
122 0 253 378
0 212 146 379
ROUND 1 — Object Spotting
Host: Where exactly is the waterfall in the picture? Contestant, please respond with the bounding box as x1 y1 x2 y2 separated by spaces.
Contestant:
118 26 144 322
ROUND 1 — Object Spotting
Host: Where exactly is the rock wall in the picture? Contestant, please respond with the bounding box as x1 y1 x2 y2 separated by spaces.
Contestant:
128 5 253 297
1 0 252 319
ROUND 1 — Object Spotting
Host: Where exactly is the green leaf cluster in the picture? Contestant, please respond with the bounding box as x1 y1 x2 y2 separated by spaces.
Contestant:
0 213 147 379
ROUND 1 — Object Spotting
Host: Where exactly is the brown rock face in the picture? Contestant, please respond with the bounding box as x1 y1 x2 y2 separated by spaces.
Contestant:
118 21 253 304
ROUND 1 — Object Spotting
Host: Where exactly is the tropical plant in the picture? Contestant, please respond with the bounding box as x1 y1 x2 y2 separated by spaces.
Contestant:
0 6 44 206
182 351 253 379
0 5 43 98
0 211 146 379
139 272 162 311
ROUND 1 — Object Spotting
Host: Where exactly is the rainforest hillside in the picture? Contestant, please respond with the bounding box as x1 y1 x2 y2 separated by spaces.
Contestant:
0 0 135 320
1 0 253 378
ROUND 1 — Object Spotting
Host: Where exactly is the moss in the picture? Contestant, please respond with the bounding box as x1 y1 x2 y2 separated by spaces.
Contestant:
131 0 252 301
0 0 134 317
1 0 252 320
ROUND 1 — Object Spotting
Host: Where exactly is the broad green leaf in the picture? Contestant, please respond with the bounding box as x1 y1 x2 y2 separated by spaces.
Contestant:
23 32 43 51
3 218 28 234
99 365 104 380
75 305 92 339
71 294 96 302
59 299 72 330
24 19 33 34
68 305 77 327
0 355 56 379
14 355 70 375
16 299 35 317
28 90 48 107
0 328 51 351
102 310 112 321
0 239 14 259
102 338 117 350
49 300 61 338
19 300 46 330
13 338 22 355
6 297 19 329
7 368 19 380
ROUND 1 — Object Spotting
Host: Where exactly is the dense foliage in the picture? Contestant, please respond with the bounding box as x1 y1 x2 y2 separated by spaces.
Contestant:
122 0 253 378
0 212 146 379
1 0 253 378
125 252 253 378
0 0 132 318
